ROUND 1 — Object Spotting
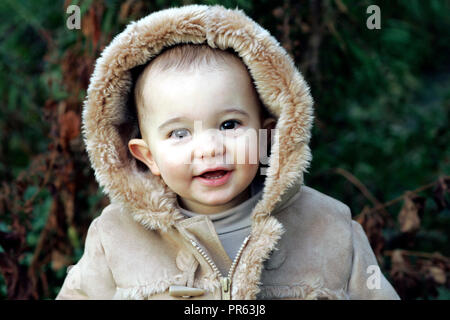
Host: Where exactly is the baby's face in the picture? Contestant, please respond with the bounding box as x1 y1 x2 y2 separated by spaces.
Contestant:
129 61 272 214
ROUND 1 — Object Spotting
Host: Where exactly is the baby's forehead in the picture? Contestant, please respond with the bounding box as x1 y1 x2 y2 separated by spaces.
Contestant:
137 65 259 113
141 56 248 85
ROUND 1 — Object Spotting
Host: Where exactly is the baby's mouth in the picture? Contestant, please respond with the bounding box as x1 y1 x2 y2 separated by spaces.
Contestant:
197 170 229 180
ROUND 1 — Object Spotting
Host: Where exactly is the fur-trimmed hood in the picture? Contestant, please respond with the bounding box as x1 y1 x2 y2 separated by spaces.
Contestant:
82 4 313 232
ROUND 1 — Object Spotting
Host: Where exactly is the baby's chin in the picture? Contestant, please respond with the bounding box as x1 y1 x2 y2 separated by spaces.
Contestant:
178 188 245 210
191 191 238 206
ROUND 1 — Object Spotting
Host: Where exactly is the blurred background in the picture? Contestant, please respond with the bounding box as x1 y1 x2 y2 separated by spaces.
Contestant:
0 0 449 300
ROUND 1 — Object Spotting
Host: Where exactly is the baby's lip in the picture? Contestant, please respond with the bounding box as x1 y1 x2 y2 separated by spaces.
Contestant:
194 167 233 177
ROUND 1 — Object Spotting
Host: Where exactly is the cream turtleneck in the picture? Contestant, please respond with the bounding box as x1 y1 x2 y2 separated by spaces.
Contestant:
177 178 264 260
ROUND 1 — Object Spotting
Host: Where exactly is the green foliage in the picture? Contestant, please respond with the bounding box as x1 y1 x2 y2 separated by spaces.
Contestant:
309 0 450 211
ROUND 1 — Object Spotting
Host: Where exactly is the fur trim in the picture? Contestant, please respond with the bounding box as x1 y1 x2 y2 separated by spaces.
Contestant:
113 272 186 300
82 4 313 230
193 273 221 294
232 216 285 299
113 274 220 300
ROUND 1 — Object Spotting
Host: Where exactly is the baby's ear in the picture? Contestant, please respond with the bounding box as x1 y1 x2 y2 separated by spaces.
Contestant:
128 139 161 176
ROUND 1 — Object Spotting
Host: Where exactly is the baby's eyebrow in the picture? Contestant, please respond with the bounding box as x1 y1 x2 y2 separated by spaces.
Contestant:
158 108 249 131
217 108 249 118
158 116 188 131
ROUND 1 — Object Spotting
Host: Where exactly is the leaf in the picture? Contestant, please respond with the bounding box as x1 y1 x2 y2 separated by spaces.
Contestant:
81 5 102 49
119 0 134 21
428 266 446 285
390 250 423 299
398 192 426 233
51 250 70 271
58 110 81 150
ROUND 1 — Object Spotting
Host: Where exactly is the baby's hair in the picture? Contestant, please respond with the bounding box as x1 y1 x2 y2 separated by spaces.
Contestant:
123 43 274 172
134 43 273 128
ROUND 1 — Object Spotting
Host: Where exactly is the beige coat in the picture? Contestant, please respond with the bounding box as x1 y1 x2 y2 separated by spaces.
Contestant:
56 4 399 300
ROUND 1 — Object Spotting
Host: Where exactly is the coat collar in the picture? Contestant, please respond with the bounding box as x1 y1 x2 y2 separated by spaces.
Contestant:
82 4 313 299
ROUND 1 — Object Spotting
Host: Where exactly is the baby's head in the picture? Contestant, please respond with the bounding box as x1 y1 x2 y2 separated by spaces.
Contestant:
128 44 276 214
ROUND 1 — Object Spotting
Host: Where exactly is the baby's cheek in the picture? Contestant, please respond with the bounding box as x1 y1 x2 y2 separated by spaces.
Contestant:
158 150 192 182
157 143 192 165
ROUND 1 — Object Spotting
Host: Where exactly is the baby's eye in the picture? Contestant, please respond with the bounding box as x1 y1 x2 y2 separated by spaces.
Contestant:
169 128 190 139
220 120 241 130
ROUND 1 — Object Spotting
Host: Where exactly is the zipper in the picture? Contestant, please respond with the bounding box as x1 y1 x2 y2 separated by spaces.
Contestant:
189 235 250 300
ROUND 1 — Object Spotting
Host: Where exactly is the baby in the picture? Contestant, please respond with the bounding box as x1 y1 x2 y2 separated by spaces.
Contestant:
56 4 400 300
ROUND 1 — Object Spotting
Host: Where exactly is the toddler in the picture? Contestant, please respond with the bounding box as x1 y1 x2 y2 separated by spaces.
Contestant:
56 4 399 300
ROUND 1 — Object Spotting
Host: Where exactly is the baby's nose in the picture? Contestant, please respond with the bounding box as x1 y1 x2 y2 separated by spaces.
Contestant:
193 130 225 160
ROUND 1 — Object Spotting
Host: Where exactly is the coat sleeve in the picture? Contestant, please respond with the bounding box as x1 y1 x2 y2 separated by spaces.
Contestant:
55 217 117 300
346 220 400 300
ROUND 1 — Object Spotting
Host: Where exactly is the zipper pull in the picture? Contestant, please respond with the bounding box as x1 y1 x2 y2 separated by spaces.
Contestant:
220 276 231 300
169 285 205 298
